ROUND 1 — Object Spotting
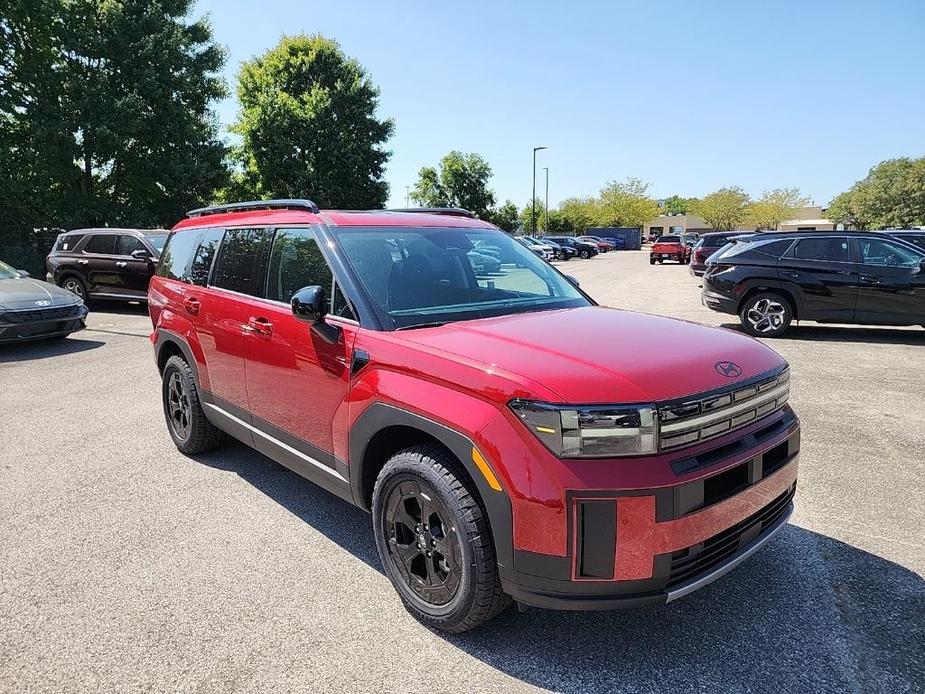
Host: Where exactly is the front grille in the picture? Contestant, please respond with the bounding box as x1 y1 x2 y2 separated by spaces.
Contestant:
3 304 82 324
667 484 795 587
659 368 790 450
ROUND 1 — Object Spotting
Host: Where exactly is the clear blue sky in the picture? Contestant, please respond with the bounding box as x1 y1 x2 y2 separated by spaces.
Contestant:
196 0 925 209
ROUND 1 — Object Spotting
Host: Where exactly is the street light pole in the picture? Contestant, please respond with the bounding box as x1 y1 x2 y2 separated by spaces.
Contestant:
405 185 410 207
543 167 549 235
532 146 547 234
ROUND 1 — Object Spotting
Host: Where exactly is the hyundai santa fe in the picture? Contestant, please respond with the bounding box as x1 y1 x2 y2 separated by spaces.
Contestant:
149 199 800 632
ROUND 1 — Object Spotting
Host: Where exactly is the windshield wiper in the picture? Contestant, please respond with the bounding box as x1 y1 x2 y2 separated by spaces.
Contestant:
395 321 447 331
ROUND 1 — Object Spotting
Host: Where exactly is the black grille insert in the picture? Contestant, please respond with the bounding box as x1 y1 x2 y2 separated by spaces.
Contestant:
4 305 82 324
667 484 795 587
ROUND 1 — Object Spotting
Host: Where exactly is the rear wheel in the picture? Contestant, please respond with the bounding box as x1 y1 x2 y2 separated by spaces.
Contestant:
372 445 511 633
649 257 656 265
739 292 793 337
161 355 226 454
579 249 590 259
60 275 87 301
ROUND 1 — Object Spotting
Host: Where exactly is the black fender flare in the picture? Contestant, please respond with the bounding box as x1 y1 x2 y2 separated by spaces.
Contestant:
349 402 514 573
154 328 201 385
738 279 804 318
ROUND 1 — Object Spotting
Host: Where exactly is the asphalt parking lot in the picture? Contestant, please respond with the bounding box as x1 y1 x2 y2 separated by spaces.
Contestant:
1 250 922 693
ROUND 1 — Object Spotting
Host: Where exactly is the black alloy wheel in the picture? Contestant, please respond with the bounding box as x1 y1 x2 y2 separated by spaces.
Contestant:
160 355 225 454
166 370 192 443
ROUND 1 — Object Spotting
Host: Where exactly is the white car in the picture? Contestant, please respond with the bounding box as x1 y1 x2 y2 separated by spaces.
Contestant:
515 236 554 261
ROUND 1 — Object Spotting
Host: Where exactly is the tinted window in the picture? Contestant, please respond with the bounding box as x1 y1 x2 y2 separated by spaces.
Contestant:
793 237 848 262
895 235 925 251
85 234 118 254
265 228 333 303
117 235 147 256
858 238 921 267
660 235 681 243
145 234 168 254
189 228 225 287
332 282 356 320
755 239 794 258
55 234 86 252
211 228 271 296
156 230 203 282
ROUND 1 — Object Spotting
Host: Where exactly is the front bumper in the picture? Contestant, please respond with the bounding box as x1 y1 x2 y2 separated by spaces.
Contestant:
0 304 88 343
492 407 800 610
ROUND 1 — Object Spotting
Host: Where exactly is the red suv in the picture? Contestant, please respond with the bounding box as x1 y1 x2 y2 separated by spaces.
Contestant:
149 200 800 632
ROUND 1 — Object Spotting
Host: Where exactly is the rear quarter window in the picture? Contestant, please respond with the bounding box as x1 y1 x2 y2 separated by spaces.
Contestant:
156 230 204 282
55 234 86 252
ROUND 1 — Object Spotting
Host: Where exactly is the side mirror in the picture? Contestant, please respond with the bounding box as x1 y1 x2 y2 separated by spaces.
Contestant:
131 249 151 260
17 269 30 278
291 285 327 323
565 274 580 287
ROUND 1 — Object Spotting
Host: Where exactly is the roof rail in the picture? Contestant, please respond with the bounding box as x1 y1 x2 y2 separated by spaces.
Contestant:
387 207 477 219
186 199 320 218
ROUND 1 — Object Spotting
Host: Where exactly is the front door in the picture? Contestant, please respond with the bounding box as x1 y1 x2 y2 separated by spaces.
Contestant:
243 227 355 471
853 237 925 325
82 233 123 296
115 234 156 297
778 237 858 322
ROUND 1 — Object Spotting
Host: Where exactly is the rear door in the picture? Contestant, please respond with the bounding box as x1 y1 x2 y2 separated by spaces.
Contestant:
82 233 123 296
202 227 273 414
852 237 925 325
778 237 858 321
243 227 356 473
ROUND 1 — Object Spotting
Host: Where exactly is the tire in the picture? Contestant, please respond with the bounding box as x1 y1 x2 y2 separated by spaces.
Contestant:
60 275 88 301
649 257 656 265
161 355 226 454
579 249 590 259
739 292 793 338
372 444 511 633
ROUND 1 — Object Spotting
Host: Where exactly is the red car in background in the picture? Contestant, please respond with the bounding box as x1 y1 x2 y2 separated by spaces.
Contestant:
577 235 615 252
650 235 691 264
149 200 799 632
690 232 755 276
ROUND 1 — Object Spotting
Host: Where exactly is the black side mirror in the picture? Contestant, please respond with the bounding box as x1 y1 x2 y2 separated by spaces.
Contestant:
131 249 151 260
291 285 327 323
17 269 30 278
565 274 580 287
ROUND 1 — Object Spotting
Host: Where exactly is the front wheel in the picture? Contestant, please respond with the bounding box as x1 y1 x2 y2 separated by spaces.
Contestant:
372 445 511 633
739 293 793 337
579 249 590 259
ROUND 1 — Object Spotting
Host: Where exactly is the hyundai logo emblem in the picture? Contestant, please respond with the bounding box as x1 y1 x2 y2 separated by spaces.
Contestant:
34 300 51 307
715 361 742 378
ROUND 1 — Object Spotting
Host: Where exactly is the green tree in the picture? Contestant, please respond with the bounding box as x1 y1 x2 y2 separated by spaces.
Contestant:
661 195 699 216
410 151 496 217
1 0 228 229
519 197 546 234
747 187 810 230
596 178 660 228
557 197 597 234
693 187 751 230
231 34 393 209
485 199 519 232
827 157 925 229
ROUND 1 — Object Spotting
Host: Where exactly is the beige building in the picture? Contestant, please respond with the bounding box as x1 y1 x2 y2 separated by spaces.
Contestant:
645 206 835 237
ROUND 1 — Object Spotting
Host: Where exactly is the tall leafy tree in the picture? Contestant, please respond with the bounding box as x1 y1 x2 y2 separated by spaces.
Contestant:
747 187 810 230
557 197 597 234
231 34 394 209
660 195 699 216
411 151 496 218
693 187 751 230
484 199 519 232
596 178 660 228
827 157 925 229
0 0 229 228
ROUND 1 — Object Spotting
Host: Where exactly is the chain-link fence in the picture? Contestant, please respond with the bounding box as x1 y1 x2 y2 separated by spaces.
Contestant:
0 227 63 278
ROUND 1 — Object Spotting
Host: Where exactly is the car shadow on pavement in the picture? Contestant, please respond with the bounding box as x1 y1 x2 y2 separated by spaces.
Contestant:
87 300 150 316
190 443 924 693
720 322 925 346
0 336 104 362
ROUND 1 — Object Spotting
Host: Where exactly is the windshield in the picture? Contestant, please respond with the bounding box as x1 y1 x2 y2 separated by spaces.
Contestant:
0 260 20 279
333 226 590 329
145 233 168 253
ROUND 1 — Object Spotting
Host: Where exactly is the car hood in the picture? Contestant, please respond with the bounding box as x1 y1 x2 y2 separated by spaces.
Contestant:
398 306 785 404
0 277 82 309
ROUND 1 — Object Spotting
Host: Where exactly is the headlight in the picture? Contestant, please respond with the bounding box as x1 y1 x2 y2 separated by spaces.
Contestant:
509 400 658 458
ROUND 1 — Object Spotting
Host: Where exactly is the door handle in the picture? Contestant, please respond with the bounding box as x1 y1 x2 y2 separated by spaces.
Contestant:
781 271 799 279
183 296 201 315
246 316 273 336
77 259 89 265
115 261 127 267
860 274 880 285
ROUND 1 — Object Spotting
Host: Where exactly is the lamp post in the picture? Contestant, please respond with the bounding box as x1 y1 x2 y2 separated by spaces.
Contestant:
532 146 547 233
404 185 410 207
543 167 549 235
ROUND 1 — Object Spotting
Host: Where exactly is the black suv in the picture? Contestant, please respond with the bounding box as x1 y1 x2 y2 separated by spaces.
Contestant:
46 228 167 302
544 236 598 259
702 231 925 336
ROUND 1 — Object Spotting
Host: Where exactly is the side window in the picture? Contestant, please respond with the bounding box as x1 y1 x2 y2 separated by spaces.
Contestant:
332 281 356 320
858 239 921 267
156 230 203 282
265 228 333 303
212 228 271 296
85 234 118 255
755 239 794 258
793 237 848 262
117 235 147 256
56 234 85 251
189 228 225 287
